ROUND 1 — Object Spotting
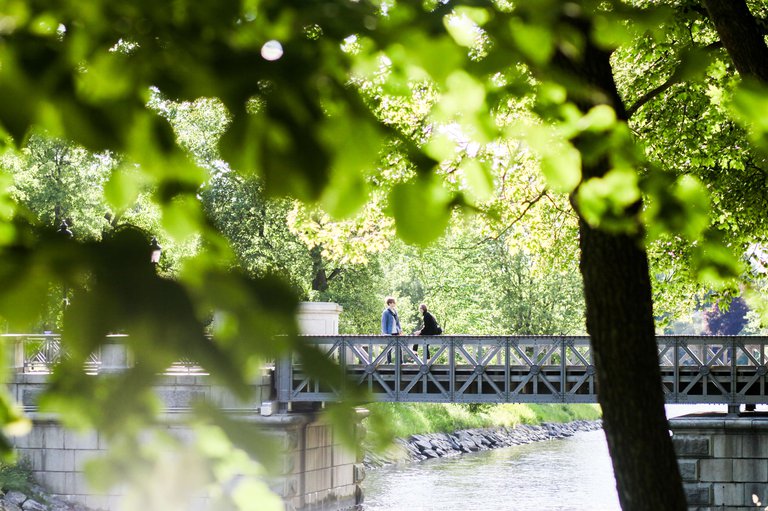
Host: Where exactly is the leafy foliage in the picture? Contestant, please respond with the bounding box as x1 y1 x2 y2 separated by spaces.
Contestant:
0 0 767 509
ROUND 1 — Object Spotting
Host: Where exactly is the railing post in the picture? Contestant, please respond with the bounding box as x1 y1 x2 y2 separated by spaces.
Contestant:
730 336 737 407
276 353 293 405
4 336 24 373
339 338 347 397
98 336 131 374
560 337 566 402
673 337 680 402
394 338 401 402
504 337 510 402
449 338 455 402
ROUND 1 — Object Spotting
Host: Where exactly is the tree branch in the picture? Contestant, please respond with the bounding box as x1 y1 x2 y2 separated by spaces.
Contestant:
483 188 548 243
627 41 723 117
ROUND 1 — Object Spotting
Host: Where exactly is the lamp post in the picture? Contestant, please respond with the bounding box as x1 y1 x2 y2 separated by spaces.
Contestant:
149 236 162 266
57 220 73 239
57 220 72 309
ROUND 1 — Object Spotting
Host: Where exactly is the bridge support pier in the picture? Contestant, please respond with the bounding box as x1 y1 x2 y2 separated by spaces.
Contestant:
11 407 367 511
268 408 367 511
670 412 768 510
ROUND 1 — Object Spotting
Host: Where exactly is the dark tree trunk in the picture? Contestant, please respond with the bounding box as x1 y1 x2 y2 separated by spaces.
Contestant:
579 220 685 510
702 0 768 82
310 246 329 292
551 13 687 511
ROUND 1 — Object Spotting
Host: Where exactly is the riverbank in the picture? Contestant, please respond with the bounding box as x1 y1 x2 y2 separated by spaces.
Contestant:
362 402 603 469
0 484 88 511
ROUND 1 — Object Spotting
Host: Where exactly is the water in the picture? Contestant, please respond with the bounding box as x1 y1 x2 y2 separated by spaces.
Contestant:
361 405 729 511
361 430 620 511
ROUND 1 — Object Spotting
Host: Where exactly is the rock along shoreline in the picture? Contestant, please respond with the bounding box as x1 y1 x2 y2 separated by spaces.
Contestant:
364 419 603 469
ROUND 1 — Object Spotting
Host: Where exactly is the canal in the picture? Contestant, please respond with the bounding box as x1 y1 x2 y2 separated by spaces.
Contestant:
362 429 619 511
361 405 721 511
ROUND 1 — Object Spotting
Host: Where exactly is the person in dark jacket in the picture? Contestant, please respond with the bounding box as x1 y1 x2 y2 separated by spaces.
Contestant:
413 303 441 359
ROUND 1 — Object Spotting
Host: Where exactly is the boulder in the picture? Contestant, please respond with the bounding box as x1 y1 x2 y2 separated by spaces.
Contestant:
3 493 25 507
0 501 22 511
21 500 47 511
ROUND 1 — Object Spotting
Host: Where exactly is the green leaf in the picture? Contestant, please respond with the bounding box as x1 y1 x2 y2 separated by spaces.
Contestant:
435 71 486 120
424 133 458 161
540 142 581 193
673 175 710 241
161 196 203 241
692 234 743 290
576 167 640 229
390 176 452 246
403 33 465 84
578 105 616 132
105 166 145 212
461 160 494 203
454 7 491 26
509 19 555 65
730 79 768 147
592 13 633 50
319 118 379 219
444 14 479 48
194 403 282 470
76 53 134 103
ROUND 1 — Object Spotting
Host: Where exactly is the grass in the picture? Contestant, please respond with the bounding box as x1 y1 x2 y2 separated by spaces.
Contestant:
363 403 601 450
0 460 36 495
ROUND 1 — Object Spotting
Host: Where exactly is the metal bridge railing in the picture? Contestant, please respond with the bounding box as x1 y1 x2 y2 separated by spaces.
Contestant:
1 334 206 375
277 335 768 405
277 335 596 404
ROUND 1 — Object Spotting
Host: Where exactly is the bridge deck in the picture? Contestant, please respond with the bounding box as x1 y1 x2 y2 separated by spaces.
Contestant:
276 335 768 405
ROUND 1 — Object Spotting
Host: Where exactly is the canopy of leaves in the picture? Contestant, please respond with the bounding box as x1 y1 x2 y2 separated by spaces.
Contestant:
0 0 768 508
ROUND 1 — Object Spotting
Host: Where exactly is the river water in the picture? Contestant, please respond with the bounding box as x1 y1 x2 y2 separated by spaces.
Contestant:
361 429 620 511
361 405 726 511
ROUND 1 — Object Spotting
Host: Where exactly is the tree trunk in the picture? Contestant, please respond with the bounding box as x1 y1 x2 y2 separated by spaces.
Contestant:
554 14 687 511
310 246 329 292
702 0 768 82
579 220 686 510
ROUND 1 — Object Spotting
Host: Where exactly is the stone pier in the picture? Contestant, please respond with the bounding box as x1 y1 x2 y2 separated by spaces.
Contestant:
670 413 768 510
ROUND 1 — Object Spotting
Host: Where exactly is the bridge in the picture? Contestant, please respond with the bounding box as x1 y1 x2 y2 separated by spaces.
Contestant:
8 333 768 407
276 335 768 406
7 330 768 510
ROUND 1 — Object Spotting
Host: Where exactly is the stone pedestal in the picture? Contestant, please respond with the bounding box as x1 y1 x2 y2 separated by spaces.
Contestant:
98 335 132 373
296 302 349 364
670 413 768 510
297 302 343 335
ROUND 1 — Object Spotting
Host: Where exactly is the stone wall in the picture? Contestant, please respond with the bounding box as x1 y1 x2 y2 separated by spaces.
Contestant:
276 410 366 511
670 413 768 510
12 408 366 511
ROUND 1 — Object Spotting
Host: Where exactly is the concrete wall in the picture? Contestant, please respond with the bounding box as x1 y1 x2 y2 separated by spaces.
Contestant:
670 414 768 510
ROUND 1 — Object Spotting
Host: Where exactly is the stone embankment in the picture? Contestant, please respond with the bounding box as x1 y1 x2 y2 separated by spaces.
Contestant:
0 487 90 511
364 420 602 469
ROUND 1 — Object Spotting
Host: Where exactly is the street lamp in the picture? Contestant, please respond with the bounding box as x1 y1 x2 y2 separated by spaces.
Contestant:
57 220 72 310
57 220 73 239
149 236 162 265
